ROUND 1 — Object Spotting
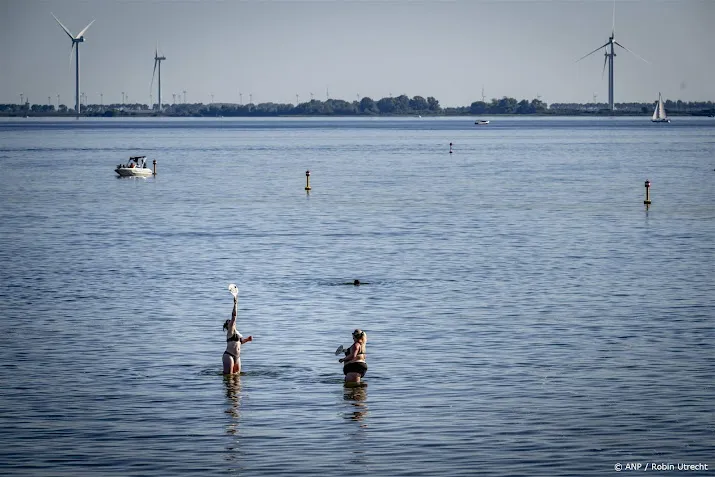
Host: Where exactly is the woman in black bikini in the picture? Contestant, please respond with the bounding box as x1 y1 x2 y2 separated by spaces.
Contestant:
223 294 252 375
339 329 367 385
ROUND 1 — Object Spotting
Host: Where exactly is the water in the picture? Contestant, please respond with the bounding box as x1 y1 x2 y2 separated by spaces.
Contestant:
0 116 713 476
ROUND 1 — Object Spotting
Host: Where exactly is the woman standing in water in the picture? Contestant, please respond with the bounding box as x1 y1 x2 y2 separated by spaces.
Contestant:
339 329 367 386
223 294 252 375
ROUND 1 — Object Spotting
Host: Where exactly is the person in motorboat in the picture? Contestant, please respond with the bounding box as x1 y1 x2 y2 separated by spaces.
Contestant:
339 329 367 386
223 294 252 375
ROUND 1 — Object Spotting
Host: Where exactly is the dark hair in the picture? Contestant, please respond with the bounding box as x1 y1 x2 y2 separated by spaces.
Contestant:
223 320 230 331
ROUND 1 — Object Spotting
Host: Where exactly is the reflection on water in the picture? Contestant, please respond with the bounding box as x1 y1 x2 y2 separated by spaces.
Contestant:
343 385 368 423
223 374 242 466
224 374 242 440
343 385 369 468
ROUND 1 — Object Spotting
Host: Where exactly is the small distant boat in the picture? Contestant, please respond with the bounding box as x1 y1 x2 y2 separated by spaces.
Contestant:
115 156 153 177
475 120 490 125
651 93 670 123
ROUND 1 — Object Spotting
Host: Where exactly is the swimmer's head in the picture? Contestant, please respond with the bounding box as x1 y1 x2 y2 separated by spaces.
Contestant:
353 279 360 286
223 319 231 331
352 329 365 339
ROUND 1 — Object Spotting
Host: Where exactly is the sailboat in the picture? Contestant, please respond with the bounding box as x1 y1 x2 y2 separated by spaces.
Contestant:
651 93 670 123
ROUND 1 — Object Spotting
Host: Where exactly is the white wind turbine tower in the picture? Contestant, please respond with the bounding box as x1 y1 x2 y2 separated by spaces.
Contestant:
52 13 95 118
151 45 167 111
576 1 647 113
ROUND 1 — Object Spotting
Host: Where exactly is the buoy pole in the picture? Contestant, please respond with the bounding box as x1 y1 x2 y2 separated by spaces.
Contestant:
449 142 453 154
644 180 651 205
305 170 311 191
153 159 157 176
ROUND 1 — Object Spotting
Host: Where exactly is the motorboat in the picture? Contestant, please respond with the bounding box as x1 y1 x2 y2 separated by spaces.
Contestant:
475 120 490 125
115 156 153 177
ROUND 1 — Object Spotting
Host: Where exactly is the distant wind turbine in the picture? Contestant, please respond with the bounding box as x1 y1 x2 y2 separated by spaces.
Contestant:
576 1 648 112
52 13 95 118
151 44 167 111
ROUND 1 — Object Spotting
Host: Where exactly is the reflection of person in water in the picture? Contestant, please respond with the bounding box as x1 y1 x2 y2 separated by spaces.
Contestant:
344 386 368 421
224 375 241 421
339 329 367 386
223 374 242 451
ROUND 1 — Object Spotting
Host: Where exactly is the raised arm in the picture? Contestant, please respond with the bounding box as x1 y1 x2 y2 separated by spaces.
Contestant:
230 296 237 327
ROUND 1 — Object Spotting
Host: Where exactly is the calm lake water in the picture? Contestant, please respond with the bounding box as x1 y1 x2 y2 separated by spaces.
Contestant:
0 116 713 476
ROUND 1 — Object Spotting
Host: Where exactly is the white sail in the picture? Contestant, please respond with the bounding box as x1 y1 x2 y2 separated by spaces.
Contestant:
651 93 669 122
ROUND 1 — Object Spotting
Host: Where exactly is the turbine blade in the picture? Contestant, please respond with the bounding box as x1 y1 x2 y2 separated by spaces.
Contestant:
602 53 608 79
52 13 75 40
68 43 75 75
614 41 649 64
77 19 95 39
151 59 157 92
612 0 616 37
576 42 610 63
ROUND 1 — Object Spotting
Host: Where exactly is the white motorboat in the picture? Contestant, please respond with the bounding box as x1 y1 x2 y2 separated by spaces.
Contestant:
115 156 153 177
651 93 670 123
475 120 490 125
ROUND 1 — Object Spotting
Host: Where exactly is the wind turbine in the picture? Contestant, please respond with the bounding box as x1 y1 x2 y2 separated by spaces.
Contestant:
151 44 166 111
576 1 647 113
52 13 95 118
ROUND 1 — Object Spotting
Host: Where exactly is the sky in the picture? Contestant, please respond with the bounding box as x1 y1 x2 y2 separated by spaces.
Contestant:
1 0 713 107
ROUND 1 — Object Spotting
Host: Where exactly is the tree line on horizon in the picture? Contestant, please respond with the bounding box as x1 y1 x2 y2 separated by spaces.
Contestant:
1 94 714 117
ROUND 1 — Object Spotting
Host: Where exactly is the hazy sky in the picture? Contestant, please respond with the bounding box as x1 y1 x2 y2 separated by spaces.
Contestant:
1 0 713 107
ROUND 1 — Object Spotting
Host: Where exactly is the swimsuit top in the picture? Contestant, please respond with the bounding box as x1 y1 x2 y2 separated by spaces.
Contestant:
225 327 242 357
346 343 366 362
